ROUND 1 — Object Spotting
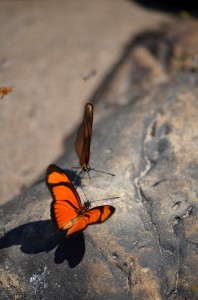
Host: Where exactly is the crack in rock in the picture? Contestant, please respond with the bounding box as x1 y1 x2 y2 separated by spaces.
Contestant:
167 246 180 300
168 218 185 300
134 112 166 281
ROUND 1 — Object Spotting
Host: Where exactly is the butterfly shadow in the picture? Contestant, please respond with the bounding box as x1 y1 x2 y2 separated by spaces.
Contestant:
0 220 85 268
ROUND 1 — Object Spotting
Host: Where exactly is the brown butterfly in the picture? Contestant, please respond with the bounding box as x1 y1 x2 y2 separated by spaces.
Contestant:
0 86 13 99
46 164 115 237
74 103 114 177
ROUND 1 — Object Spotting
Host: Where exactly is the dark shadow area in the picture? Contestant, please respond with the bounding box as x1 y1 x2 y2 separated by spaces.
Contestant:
54 233 85 266
131 0 198 14
0 220 85 268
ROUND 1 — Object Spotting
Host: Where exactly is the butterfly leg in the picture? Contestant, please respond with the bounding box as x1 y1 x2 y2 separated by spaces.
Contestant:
80 181 89 202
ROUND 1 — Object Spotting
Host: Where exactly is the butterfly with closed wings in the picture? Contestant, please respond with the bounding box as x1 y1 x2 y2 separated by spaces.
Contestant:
74 103 114 178
46 164 115 237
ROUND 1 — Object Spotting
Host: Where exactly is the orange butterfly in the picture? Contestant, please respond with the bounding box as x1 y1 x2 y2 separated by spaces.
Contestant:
0 86 13 99
46 164 115 237
75 103 114 176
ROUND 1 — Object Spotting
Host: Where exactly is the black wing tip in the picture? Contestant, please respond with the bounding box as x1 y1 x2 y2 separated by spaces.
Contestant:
46 164 60 174
109 205 116 215
46 164 66 180
46 164 60 185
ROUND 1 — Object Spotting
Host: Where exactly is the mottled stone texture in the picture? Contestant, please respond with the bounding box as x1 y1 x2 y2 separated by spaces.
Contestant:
1 20 198 299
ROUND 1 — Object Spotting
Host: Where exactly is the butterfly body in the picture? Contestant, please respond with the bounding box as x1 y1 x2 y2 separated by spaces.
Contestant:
46 164 115 237
81 164 90 172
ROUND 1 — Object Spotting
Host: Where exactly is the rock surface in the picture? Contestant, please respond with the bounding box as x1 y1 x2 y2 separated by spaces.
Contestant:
0 0 169 205
1 19 198 299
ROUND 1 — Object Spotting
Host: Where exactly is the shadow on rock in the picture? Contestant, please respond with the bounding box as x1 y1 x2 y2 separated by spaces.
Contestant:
0 220 85 268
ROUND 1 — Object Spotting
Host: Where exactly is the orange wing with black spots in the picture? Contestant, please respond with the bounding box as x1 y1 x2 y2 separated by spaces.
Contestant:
75 103 93 168
46 164 115 237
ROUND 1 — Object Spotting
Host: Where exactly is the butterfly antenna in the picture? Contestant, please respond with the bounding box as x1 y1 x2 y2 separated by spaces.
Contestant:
90 168 115 176
80 184 89 202
91 196 119 203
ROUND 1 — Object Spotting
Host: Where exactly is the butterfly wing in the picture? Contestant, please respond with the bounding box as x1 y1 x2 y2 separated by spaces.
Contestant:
67 205 115 236
75 103 93 167
46 164 82 231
